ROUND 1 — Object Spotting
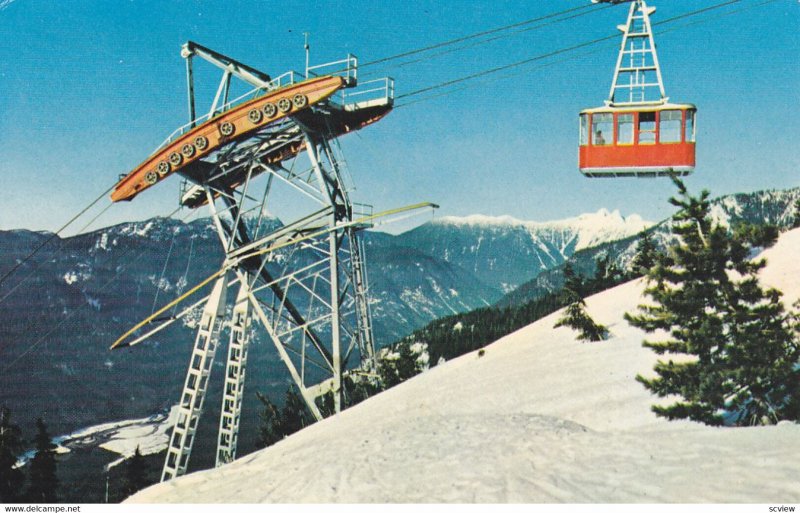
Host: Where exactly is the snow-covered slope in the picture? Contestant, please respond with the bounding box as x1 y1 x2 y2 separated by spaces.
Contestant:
129 229 800 504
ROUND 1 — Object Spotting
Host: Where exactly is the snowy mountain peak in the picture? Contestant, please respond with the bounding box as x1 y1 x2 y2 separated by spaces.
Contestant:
434 208 652 251
436 208 648 230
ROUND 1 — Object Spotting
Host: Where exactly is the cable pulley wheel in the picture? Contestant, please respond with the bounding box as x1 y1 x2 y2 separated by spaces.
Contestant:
194 135 208 151
292 94 308 109
263 103 277 118
145 171 158 185
277 98 292 113
220 122 235 137
169 152 183 167
248 109 263 124
181 143 195 158
157 161 170 176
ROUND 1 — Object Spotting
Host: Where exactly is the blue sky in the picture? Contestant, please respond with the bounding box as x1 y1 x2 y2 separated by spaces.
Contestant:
0 0 798 234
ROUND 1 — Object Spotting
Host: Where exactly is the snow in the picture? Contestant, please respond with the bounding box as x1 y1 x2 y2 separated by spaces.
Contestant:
58 407 179 469
129 229 800 504
437 209 652 251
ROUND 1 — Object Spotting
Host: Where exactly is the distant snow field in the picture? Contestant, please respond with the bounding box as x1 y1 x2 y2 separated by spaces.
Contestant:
59 406 179 469
129 230 800 503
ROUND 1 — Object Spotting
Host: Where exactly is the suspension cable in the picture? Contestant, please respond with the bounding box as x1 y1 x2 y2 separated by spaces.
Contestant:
1 204 187 375
396 0 752 102
356 3 601 71
0 200 116 306
364 3 612 78
0 183 116 289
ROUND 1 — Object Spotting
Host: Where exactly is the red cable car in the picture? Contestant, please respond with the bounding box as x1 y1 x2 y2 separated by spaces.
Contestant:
579 0 696 177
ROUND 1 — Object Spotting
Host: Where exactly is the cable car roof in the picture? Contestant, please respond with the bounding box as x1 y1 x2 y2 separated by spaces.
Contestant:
580 102 696 115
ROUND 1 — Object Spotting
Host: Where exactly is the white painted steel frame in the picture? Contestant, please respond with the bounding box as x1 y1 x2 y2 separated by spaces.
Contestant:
607 0 667 106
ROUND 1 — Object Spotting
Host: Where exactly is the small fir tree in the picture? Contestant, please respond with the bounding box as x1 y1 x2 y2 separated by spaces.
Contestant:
626 178 800 425
792 198 800 229
377 343 421 388
280 387 314 435
561 262 585 298
555 261 609 342
631 230 659 276
0 407 25 503
554 290 609 342
256 387 315 449
26 418 58 503
255 392 284 449
121 446 148 499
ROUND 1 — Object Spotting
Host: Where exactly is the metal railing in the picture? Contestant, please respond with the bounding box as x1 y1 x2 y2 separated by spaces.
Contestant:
306 54 358 86
338 77 394 108
157 55 391 151
157 71 303 150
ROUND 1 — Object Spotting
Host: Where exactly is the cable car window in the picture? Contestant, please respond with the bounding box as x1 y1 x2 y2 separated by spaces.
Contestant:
686 109 696 143
580 114 589 146
638 111 656 144
592 113 612 146
617 114 634 145
659 110 682 143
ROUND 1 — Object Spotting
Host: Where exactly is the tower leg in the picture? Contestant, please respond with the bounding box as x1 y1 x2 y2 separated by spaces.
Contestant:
216 275 252 466
347 227 376 372
329 229 343 414
161 275 228 482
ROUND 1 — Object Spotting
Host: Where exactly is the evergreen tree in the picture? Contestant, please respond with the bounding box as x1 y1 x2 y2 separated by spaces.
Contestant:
555 260 609 342
0 407 24 503
121 446 148 499
255 392 284 449
589 254 625 292
561 262 585 299
792 198 800 229
554 291 609 342
626 178 800 425
631 229 658 276
26 418 58 503
377 343 420 388
280 387 314 435
255 387 315 449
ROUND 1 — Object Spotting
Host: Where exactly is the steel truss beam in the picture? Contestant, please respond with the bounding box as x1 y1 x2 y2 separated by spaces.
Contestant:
160 103 377 481
607 0 667 106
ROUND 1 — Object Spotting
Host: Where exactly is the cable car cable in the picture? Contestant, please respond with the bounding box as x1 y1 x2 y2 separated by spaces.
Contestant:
395 0 778 109
0 201 116 306
356 3 602 71
359 3 612 80
395 0 752 102
373 4 613 76
0 183 116 290
150 227 178 315
1 204 189 375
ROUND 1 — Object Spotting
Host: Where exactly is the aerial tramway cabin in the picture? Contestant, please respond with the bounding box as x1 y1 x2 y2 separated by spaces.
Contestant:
579 0 696 177
579 102 696 177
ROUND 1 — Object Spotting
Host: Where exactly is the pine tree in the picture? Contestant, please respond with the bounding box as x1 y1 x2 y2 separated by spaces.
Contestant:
256 387 315 449
377 343 420 388
255 392 284 449
561 262 584 299
555 261 609 342
280 387 313 435
792 198 800 229
0 407 25 503
589 254 625 293
554 290 609 342
26 418 58 503
631 229 658 276
121 446 148 499
626 178 800 425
